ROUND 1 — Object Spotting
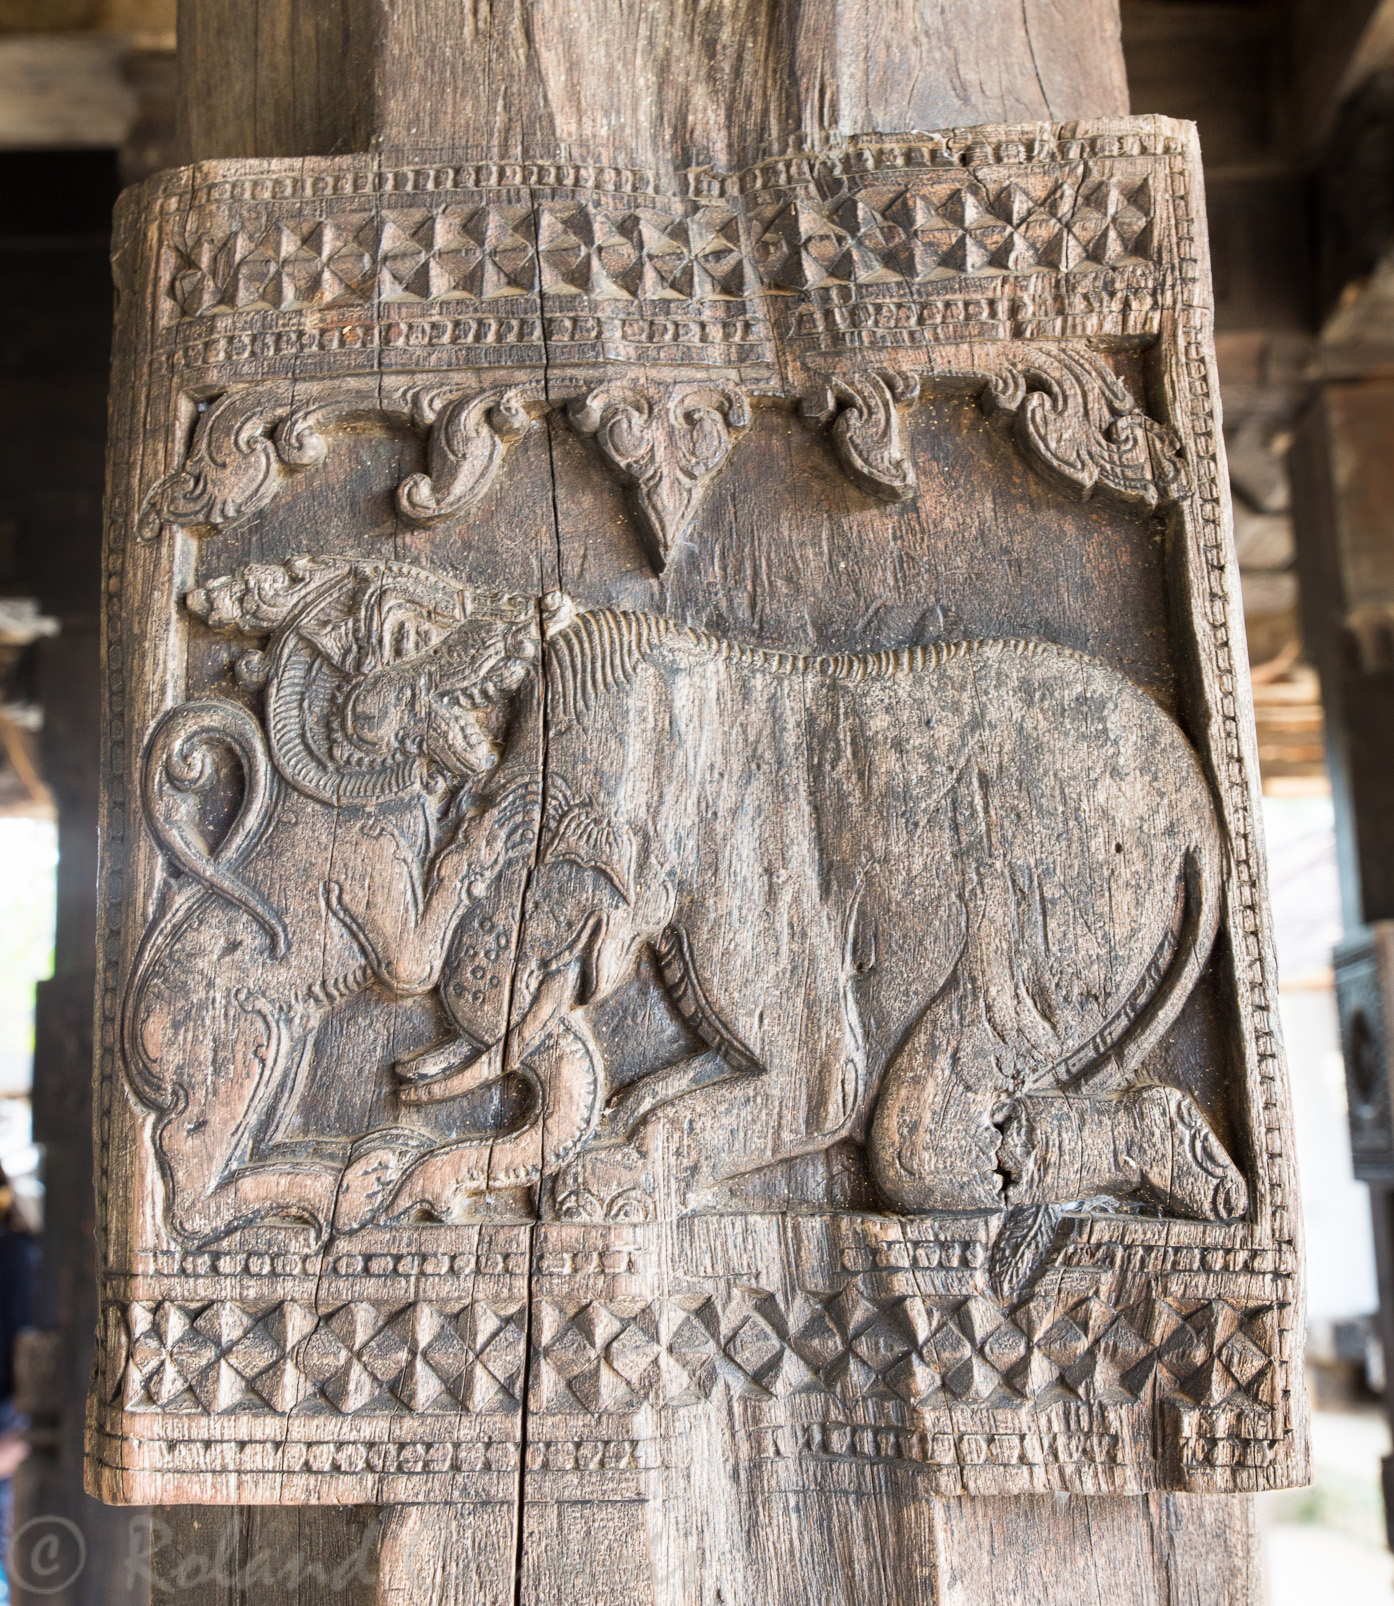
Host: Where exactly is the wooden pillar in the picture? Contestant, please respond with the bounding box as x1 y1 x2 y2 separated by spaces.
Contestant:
1290 379 1394 1539
88 2 1300 1600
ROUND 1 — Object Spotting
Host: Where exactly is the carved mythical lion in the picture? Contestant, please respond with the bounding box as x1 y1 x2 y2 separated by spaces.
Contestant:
126 557 1246 1249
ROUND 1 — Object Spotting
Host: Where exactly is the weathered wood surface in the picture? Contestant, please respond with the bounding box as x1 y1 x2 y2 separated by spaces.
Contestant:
152 1492 1258 1606
176 0 1129 170
128 1505 378 1603
91 2 1297 1600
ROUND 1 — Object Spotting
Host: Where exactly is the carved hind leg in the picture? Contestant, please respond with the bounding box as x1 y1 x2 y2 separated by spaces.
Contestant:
381 931 608 1219
600 924 764 1142
385 1014 604 1219
868 979 1011 1211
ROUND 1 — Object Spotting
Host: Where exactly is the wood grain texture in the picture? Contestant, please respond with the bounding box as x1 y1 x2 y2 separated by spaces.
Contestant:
101 3 1289 1601
177 0 1129 170
137 1506 379 1603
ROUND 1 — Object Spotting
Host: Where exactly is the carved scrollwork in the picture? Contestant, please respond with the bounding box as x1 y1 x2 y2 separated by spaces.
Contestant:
127 698 288 1117
396 384 548 524
979 345 1188 510
139 380 552 542
136 389 341 540
807 370 921 502
140 359 1187 558
141 699 287 959
568 381 751 570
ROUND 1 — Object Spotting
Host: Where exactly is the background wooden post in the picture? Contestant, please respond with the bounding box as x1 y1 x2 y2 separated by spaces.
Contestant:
0 151 150 1606
107 2 1280 1599
1291 379 1394 1539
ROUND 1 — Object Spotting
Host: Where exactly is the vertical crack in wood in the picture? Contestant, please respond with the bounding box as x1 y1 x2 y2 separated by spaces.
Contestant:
504 177 570 1606
568 380 751 571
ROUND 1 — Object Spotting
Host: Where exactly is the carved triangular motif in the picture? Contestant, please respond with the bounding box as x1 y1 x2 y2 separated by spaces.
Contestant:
569 381 751 571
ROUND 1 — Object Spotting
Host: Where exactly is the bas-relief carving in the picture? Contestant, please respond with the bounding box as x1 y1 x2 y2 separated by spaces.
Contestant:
979 346 1188 510
135 380 549 542
126 556 1242 1255
165 159 1158 320
91 120 1304 1505
567 382 750 570
137 346 1185 568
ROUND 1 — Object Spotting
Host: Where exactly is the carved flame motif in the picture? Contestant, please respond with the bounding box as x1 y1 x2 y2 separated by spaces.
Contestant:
568 380 751 570
807 370 922 501
981 345 1188 510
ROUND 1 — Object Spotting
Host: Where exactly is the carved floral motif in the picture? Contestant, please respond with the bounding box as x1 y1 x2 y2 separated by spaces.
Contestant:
981 345 1188 509
568 381 750 568
138 354 1183 568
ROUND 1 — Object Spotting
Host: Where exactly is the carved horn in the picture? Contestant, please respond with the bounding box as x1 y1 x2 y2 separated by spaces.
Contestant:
263 640 423 806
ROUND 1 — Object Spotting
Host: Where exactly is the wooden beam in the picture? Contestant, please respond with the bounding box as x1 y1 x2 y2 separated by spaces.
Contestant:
0 36 139 147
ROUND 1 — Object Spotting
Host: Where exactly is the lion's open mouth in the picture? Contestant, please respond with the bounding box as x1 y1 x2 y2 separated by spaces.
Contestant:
424 694 499 777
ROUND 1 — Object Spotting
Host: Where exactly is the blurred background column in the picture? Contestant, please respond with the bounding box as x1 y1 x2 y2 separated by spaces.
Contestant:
1126 6 1394 1594
0 6 174 1604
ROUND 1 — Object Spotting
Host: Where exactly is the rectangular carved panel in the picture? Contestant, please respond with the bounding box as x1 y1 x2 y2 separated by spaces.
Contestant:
89 117 1306 1521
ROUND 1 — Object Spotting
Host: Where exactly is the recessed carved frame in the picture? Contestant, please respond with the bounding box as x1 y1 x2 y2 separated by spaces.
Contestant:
89 117 1305 1507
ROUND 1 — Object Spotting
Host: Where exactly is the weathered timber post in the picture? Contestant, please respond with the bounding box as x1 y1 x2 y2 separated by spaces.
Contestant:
88 3 1303 1600
1291 377 1394 1538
